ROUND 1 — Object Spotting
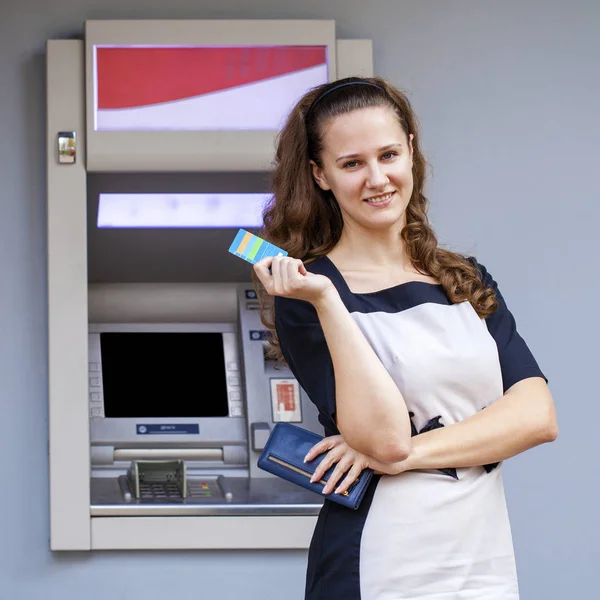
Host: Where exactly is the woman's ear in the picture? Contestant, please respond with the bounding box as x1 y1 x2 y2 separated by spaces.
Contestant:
310 160 331 191
408 134 414 168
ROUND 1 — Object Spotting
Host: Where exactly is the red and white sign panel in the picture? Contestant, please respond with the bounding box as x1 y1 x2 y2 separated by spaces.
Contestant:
94 46 328 132
270 378 302 423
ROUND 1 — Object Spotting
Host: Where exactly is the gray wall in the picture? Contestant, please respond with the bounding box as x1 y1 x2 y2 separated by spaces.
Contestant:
1 1 598 598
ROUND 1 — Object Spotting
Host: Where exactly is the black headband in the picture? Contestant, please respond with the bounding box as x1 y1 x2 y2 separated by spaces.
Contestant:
306 81 386 117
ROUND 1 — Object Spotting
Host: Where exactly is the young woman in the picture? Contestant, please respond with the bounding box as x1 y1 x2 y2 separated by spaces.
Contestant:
253 76 557 600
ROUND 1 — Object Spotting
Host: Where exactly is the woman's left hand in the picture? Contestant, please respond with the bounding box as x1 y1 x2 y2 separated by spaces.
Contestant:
304 435 375 496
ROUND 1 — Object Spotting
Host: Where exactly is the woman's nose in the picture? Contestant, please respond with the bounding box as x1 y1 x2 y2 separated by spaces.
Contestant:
366 163 389 189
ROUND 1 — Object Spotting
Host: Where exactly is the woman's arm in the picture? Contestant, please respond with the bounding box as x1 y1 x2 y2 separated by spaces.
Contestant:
398 377 557 473
255 256 412 463
307 377 557 495
311 287 412 463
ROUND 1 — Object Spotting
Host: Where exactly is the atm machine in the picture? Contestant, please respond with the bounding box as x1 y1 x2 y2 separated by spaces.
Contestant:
46 19 373 551
87 291 323 516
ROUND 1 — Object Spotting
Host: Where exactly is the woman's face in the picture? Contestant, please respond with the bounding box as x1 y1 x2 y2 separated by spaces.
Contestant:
311 105 414 233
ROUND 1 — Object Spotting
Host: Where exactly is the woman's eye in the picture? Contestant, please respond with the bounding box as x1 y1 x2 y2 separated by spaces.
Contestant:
343 152 397 168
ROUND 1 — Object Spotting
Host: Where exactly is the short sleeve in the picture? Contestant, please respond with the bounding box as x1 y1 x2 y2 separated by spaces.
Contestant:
274 296 338 434
475 261 547 392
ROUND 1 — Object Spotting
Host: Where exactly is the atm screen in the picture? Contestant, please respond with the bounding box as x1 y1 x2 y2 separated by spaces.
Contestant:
100 332 229 418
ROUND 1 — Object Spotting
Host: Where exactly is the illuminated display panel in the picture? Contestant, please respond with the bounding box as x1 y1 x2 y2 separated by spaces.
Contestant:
94 46 328 131
97 193 269 228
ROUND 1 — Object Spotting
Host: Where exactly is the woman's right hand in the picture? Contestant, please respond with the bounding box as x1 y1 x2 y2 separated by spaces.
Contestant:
254 255 335 306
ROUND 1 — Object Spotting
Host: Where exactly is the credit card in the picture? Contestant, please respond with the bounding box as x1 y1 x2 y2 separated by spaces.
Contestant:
228 229 288 265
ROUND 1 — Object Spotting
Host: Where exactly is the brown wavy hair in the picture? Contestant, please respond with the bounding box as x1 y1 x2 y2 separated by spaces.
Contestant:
257 76 497 360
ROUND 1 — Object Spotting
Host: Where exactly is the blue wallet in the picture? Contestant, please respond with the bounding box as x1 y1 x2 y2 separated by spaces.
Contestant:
257 422 374 510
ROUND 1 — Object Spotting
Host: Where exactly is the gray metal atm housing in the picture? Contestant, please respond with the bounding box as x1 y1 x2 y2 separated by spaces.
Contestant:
46 20 373 550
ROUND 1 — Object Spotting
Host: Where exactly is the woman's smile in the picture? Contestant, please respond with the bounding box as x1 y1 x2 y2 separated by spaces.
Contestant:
364 191 395 207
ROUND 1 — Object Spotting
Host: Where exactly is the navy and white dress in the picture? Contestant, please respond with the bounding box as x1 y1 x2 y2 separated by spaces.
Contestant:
274 256 545 600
